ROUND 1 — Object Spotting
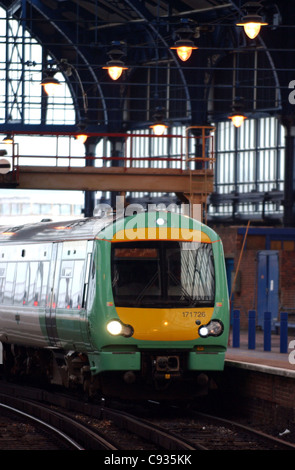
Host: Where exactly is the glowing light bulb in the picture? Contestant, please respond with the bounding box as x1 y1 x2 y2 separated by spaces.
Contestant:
245 22 261 39
176 46 193 61
228 114 247 128
41 77 61 96
103 65 128 80
150 123 168 136
75 134 88 144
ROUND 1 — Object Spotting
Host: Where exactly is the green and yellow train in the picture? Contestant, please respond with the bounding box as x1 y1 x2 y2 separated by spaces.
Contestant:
0 211 229 400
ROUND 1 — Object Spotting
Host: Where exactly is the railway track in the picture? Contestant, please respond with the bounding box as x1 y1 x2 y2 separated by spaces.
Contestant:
150 409 295 451
0 401 83 450
0 382 196 450
0 392 118 450
1 381 295 450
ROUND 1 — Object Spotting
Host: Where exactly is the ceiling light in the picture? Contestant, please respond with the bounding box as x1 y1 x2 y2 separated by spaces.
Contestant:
103 41 128 80
150 122 168 136
228 113 247 128
236 2 268 39
41 75 61 96
149 107 168 135
171 40 198 62
170 18 198 62
103 64 128 80
75 134 88 144
228 98 247 127
2 134 13 144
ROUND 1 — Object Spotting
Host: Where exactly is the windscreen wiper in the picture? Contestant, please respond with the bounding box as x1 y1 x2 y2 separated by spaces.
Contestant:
135 271 159 305
167 270 196 305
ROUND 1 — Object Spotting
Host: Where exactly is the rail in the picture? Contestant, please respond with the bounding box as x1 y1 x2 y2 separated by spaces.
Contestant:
1 129 215 185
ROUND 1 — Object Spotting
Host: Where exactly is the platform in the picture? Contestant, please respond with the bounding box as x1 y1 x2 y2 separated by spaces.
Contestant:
225 330 295 376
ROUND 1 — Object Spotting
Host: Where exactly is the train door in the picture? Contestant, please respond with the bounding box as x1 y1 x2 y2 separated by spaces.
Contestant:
45 243 60 347
225 258 234 322
79 240 94 348
257 251 279 330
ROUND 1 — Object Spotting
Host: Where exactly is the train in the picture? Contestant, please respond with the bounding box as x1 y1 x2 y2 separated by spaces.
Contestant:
0 210 229 401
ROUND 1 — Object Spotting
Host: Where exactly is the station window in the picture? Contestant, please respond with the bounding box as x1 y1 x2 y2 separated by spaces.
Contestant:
246 236 266 250
283 241 295 251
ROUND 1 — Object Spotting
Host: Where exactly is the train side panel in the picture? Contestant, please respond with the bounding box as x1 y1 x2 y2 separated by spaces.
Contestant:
0 240 94 352
0 243 52 348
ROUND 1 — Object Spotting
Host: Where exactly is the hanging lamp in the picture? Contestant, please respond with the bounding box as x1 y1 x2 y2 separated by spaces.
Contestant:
41 72 61 96
149 108 168 135
2 134 13 144
103 41 128 80
228 100 247 128
170 18 198 61
236 2 268 39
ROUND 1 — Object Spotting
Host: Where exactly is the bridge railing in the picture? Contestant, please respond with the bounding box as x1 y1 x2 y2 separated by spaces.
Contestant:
1 129 215 178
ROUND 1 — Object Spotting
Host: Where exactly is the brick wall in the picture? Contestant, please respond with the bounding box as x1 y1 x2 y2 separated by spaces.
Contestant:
213 226 295 329
280 251 295 315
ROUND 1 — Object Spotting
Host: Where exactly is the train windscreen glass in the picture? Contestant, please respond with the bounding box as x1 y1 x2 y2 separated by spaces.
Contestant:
111 241 215 307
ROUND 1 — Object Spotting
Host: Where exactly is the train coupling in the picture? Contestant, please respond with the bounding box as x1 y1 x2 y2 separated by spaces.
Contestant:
153 355 181 380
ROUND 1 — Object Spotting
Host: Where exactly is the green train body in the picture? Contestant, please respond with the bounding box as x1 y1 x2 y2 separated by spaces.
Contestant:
0 211 229 400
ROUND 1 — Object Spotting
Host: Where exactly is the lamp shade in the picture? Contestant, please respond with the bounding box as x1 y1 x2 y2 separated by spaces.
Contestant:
41 76 61 96
75 134 88 144
2 134 13 144
149 122 168 135
171 40 198 61
228 114 247 128
103 63 128 80
236 18 268 39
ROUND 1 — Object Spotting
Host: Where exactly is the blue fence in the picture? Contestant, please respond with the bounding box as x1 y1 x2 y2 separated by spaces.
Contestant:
232 310 289 353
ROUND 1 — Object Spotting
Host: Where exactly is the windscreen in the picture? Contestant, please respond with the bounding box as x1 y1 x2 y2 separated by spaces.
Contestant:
111 241 215 308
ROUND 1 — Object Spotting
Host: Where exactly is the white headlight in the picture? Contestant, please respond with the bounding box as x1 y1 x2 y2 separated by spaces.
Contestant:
198 320 224 338
199 326 209 337
156 217 165 226
107 320 123 336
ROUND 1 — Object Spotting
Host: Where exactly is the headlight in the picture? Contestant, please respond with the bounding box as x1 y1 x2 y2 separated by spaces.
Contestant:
198 320 224 338
107 320 123 336
106 320 134 337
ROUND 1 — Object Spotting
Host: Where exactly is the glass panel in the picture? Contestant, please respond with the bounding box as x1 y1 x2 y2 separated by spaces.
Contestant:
112 241 215 308
72 260 85 309
0 263 7 303
3 263 15 305
57 261 74 308
14 262 28 305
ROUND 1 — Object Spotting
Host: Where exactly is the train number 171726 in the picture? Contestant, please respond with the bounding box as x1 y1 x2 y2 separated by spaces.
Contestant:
182 311 206 318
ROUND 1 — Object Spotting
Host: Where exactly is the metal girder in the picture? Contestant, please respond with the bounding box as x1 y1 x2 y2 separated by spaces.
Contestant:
10 165 213 195
18 0 107 124
123 0 191 116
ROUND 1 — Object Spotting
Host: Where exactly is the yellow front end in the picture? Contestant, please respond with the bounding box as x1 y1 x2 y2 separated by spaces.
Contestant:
116 306 214 341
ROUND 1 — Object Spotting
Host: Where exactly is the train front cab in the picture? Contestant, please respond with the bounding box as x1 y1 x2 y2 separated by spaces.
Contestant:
88 212 229 399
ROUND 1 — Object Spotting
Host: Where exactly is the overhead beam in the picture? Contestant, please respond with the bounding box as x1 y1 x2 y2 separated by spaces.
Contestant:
5 166 213 194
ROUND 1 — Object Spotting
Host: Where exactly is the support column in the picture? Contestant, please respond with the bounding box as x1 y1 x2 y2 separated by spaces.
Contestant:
83 137 100 218
283 122 295 227
109 137 125 209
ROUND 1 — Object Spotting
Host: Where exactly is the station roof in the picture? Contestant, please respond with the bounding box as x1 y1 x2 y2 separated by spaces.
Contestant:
0 0 294 134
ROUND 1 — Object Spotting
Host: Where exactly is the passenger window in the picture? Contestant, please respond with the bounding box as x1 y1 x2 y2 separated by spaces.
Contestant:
72 260 85 309
57 261 74 308
27 262 38 306
14 262 28 305
0 263 7 303
3 263 16 305
40 262 50 306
